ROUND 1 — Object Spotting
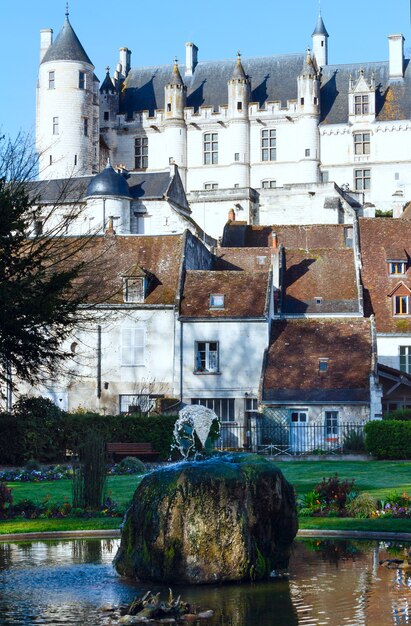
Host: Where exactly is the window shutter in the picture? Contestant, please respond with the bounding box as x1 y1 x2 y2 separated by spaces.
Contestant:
133 328 145 365
121 327 145 366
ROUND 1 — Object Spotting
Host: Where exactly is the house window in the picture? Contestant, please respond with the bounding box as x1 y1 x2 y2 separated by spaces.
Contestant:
203 133 218 165
261 129 276 161
52 116 59 135
325 411 339 436
320 171 329 183
83 117 89 136
191 398 235 422
123 278 145 303
195 341 219 373
135 137 148 169
394 295 409 315
119 394 156 415
245 397 258 419
120 327 145 366
48 71 55 89
79 71 86 89
209 294 224 308
354 132 370 155
291 410 307 423
354 94 369 115
344 226 353 248
204 182 218 190
389 262 406 275
261 179 276 189
400 346 411 374
103 111 109 121
354 169 371 191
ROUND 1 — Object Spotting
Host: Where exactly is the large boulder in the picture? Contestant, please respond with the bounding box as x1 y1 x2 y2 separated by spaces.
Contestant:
114 454 298 584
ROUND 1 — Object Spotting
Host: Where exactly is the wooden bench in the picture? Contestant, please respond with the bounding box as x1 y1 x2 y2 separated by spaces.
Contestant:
106 442 159 460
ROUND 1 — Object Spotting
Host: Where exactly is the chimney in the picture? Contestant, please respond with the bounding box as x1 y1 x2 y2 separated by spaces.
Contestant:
40 29 53 63
272 232 278 249
388 34 404 79
119 47 132 76
185 42 198 76
105 216 116 236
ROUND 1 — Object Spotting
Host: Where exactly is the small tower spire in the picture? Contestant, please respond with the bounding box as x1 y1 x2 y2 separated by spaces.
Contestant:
65 2 69 19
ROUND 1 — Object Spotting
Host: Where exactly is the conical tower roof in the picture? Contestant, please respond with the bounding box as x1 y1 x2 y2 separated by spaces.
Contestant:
167 59 184 86
312 13 329 37
231 52 247 80
100 67 116 93
41 14 93 65
300 49 317 77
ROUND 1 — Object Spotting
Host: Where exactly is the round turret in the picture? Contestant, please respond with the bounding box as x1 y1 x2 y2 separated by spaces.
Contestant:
164 60 187 188
36 10 99 180
86 162 131 198
312 13 329 67
227 53 250 187
227 52 250 119
84 162 131 234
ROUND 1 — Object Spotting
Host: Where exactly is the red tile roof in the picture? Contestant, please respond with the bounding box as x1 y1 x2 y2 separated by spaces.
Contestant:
180 270 270 318
272 224 348 249
359 218 411 333
214 247 275 271
262 319 372 403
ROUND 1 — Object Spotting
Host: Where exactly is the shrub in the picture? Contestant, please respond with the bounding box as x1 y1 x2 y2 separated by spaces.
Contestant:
346 493 377 518
314 474 355 509
365 421 411 459
72 432 107 510
383 408 411 421
343 429 366 453
117 457 145 474
25 459 41 471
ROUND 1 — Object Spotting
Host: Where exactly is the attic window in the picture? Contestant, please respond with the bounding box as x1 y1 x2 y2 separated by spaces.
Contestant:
319 358 328 372
354 95 369 115
209 294 225 308
123 277 145 303
394 295 409 316
315 297 322 306
256 256 266 265
389 262 406 276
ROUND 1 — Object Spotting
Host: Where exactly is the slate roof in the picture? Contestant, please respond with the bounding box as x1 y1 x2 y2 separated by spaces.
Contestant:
120 53 411 123
29 171 173 203
283 248 358 314
222 223 274 247
86 163 131 198
71 234 184 305
41 17 93 66
262 319 372 403
272 224 348 249
180 270 270 318
359 218 411 333
214 247 274 271
312 14 329 37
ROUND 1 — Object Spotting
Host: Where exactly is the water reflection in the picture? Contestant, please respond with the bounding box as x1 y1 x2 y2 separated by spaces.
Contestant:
0 538 409 625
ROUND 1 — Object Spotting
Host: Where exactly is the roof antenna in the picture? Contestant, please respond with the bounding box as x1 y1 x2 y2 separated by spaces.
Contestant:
65 1 69 18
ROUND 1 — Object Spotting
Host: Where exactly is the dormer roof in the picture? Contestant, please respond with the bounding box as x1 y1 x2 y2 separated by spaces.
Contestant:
41 16 93 65
387 281 411 298
312 14 329 38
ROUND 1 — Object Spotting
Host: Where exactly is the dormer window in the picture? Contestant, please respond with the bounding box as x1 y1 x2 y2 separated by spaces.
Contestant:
319 358 328 372
210 294 225 308
389 261 406 275
355 95 369 115
123 277 145 303
389 282 411 316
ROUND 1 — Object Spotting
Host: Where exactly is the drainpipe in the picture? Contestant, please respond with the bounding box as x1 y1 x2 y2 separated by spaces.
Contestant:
97 325 102 399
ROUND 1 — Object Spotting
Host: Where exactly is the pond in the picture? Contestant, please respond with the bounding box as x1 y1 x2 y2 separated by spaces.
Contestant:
0 538 410 625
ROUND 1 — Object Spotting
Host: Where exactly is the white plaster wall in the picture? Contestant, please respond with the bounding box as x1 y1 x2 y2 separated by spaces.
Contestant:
377 334 411 371
177 320 269 400
265 404 370 423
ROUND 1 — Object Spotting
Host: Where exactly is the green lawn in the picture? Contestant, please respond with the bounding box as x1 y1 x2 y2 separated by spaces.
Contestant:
1 461 411 536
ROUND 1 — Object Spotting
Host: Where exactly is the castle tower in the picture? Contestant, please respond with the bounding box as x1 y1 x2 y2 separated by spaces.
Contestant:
164 60 187 187
227 53 250 187
297 49 320 182
312 13 329 68
36 8 99 180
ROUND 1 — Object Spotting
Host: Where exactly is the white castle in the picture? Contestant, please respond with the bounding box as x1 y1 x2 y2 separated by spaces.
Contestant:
36 9 411 237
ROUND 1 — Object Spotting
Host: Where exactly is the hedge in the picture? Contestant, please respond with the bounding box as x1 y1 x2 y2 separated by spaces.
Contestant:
0 397 177 464
365 420 411 459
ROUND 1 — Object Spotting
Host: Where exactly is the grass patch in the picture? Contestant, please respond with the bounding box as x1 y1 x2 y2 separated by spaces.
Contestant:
0 517 121 536
298 517 411 533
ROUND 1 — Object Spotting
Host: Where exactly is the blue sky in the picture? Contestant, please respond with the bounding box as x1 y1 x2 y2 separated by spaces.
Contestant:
1 0 410 140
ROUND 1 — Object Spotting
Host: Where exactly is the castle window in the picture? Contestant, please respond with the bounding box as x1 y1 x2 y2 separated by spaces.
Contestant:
261 179 276 189
135 137 148 169
203 133 218 165
234 153 239 161
354 132 370 155
52 117 59 135
320 171 329 183
79 71 86 90
83 117 88 137
261 129 276 161
48 71 55 89
237 101 242 111
167 103 171 112
103 111 109 121
354 95 369 115
305 149 310 157
49 154 52 165
354 169 370 191
74 154 77 166
204 182 218 190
